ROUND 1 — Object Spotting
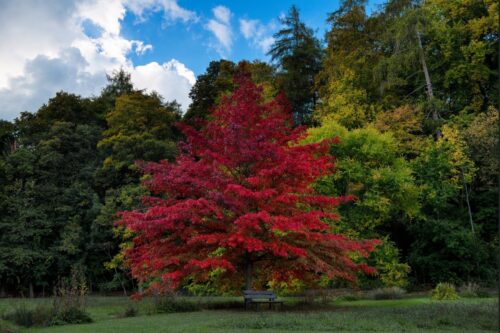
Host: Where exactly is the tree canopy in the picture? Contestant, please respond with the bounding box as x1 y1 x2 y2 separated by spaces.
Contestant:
0 0 497 296
119 77 377 294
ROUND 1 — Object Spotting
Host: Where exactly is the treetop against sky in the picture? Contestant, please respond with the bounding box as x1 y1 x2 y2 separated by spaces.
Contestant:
0 0 384 121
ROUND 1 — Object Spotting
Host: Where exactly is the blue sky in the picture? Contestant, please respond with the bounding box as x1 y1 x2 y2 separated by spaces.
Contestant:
123 0 385 75
0 0 385 120
122 1 334 74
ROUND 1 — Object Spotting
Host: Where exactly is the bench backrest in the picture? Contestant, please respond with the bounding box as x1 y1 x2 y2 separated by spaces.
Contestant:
243 290 277 300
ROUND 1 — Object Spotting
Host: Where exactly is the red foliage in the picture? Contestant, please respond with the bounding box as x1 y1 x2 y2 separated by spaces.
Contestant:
119 77 377 294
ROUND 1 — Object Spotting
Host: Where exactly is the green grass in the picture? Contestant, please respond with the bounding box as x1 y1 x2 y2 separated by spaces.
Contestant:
0 296 496 333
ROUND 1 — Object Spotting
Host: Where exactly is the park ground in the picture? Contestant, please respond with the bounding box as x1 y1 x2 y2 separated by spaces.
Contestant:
0 294 497 333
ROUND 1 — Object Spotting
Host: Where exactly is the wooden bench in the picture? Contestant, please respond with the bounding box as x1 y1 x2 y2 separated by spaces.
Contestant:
243 290 283 310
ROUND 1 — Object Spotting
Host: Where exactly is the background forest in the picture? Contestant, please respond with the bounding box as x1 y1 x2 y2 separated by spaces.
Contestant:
0 0 498 297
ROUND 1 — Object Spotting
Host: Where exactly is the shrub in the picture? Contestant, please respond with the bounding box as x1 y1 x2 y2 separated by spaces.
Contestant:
3 305 92 328
0 319 20 333
303 289 335 304
338 294 361 301
431 283 459 300
2 303 91 328
370 239 411 288
2 304 55 328
476 289 491 298
52 307 92 325
52 269 88 312
51 268 92 325
31 305 54 327
2 270 92 328
154 297 200 313
119 306 138 318
2 304 33 328
459 282 480 298
369 287 407 300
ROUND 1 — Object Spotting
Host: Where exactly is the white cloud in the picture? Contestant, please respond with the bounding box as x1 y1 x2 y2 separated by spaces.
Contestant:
239 19 258 39
133 41 153 55
213 5 231 24
72 0 153 71
165 60 196 85
205 5 233 56
239 18 276 53
258 37 275 53
0 0 196 120
0 1 81 88
76 0 126 36
131 60 195 110
0 48 107 121
206 20 232 53
125 0 198 23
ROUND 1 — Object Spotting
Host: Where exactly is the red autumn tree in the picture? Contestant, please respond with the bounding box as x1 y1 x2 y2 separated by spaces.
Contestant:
119 76 377 294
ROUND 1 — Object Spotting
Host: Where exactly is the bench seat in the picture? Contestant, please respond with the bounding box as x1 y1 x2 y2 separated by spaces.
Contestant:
243 290 283 310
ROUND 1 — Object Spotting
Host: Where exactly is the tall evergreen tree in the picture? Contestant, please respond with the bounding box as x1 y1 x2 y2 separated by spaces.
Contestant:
268 5 323 124
184 60 276 128
315 0 382 128
184 60 236 127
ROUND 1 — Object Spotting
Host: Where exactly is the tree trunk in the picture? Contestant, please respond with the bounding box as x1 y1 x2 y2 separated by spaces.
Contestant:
416 27 434 101
10 138 17 152
29 281 34 298
461 168 475 235
244 257 253 290
416 26 441 138
16 276 24 298
114 267 127 296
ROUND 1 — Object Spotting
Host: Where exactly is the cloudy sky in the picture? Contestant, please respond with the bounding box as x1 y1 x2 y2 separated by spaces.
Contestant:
0 0 384 121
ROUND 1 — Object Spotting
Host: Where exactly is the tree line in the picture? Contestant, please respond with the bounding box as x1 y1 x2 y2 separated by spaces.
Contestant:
0 0 497 296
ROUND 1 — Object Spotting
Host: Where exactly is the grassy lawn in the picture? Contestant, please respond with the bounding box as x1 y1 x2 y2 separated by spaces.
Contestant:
0 296 497 333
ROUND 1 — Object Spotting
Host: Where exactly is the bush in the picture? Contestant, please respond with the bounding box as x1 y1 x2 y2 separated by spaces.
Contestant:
118 306 138 318
2 304 33 328
52 307 92 325
369 287 407 300
338 294 361 301
476 289 491 298
52 269 88 312
2 303 91 328
458 282 492 298
431 283 459 300
51 268 92 325
302 289 335 304
2 304 54 328
369 239 411 288
0 319 20 333
154 297 200 313
459 282 480 298
3 269 93 328
31 305 54 327
3 304 49 328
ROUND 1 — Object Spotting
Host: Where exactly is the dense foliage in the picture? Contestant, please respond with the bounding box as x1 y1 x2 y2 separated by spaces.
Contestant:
268 5 323 124
0 0 497 296
119 77 377 294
